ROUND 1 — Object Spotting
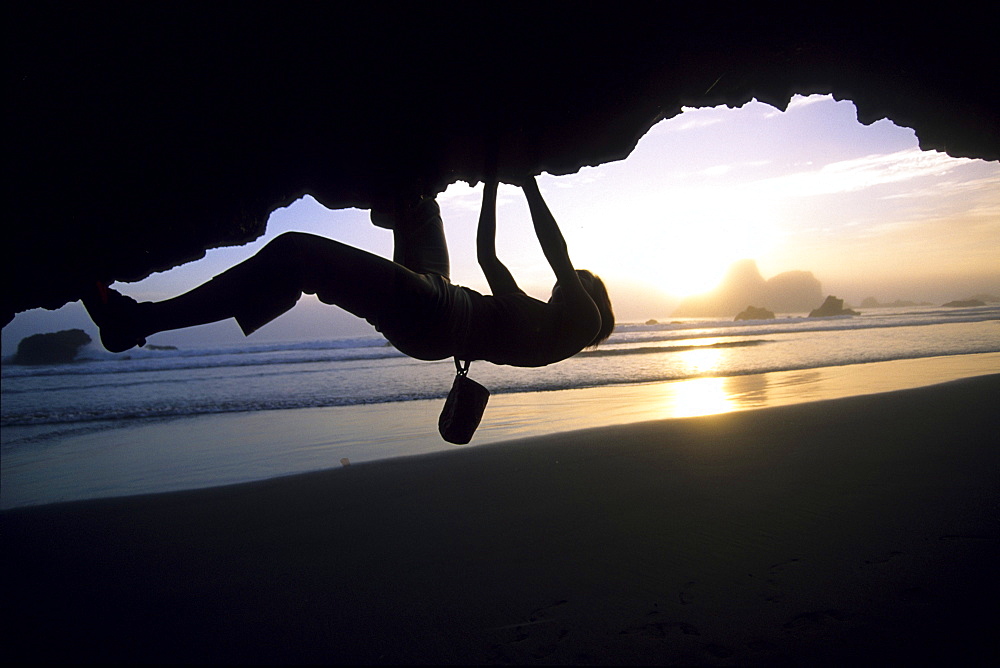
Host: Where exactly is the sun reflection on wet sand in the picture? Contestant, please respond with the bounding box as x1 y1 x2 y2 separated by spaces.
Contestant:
479 353 1000 441
663 342 737 417
669 377 733 418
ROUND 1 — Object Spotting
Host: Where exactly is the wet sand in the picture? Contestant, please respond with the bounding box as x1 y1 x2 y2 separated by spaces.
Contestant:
3 374 999 664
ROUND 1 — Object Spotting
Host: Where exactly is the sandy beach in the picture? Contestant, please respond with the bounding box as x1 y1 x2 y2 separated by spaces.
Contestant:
4 373 999 664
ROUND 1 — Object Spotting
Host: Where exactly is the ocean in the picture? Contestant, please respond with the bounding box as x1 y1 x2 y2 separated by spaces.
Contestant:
3 303 999 508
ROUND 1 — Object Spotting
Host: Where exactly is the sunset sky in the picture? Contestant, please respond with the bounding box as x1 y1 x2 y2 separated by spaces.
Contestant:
3 94 998 351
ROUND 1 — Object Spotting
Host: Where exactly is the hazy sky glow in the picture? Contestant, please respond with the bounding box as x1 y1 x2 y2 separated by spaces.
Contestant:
3 95 998 350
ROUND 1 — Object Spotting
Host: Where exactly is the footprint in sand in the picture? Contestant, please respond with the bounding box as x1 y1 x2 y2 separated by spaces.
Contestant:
704 643 735 659
897 585 927 603
745 638 778 652
764 557 803 602
620 606 701 640
528 600 568 623
783 609 852 633
487 600 571 662
863 550 903 565
678 580 697 605
767 557 802 577
938 534 995 542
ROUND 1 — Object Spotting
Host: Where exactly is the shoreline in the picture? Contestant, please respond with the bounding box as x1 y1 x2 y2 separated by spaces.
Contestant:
4 373 998 664
3 352 999 509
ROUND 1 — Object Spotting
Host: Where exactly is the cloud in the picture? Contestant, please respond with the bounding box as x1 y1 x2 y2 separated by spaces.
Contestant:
760 93 834 118
787 93 834 111
436 181 487 213
881 174 1000 202
550 169 605 188
697 160 773 179
747 148 974 198
669 114 726 131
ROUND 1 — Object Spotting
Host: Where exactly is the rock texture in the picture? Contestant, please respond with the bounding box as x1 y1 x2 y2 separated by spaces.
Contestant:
5 6 997 325
809 296 860 317
734 306 776 321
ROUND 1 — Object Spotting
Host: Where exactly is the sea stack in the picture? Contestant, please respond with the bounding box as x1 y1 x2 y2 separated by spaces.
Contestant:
809 296 859 317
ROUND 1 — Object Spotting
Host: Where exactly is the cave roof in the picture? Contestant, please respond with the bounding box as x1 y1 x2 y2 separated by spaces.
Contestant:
5 5 996 324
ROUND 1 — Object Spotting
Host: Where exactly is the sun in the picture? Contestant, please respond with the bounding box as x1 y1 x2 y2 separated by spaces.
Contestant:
629 221 776 300
631 192 780 299
658 254 733 298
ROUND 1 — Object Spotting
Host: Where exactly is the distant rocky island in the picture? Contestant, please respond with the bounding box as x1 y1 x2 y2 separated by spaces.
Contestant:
808 296 859 318
657 270 998 325
12 329 92 365
860 295 996 309
673 259 824 317
734 306 775 321
731 295 859 321
860 297 932 308
9 331 179 364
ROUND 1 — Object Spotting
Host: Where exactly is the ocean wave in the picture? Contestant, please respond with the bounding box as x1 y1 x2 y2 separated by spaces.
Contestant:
5 347 997 429
611 307 1000 345
3 306 998 431
578 339 770 357
3 343 407 378
5 305 996 377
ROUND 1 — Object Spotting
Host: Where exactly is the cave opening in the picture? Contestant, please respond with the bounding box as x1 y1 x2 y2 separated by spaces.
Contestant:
4 94 996 352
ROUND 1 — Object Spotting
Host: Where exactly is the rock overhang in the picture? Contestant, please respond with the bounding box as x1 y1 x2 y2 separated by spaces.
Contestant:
4 5 997 325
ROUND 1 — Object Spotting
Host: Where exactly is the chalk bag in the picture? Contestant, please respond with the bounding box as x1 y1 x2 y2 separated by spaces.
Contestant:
438 358 490 444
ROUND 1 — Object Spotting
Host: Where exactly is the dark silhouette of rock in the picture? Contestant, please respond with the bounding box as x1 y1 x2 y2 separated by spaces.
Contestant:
809 296 860 318
13 329 92 365
762 271 824 314
942 299 986 307
645 319 659 325
673 260 822 317
4 6 997 325
735 306 775 321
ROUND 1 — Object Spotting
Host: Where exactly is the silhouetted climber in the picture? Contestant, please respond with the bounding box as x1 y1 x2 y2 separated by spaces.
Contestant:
83 176 614 368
